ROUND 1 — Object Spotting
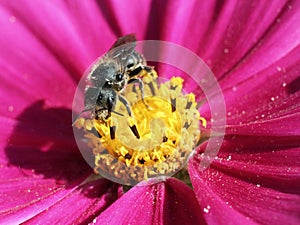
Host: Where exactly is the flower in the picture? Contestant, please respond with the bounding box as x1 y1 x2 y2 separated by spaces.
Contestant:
0 1 300 225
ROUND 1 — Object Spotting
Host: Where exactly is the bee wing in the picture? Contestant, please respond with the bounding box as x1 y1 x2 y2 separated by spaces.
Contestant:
108 34 137 59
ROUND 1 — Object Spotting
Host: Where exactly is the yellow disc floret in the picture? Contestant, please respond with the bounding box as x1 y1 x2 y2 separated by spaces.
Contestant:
74 70 206 185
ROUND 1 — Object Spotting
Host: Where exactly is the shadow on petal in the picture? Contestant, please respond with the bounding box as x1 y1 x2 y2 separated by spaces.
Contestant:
5 100 91 187
287 76 300 94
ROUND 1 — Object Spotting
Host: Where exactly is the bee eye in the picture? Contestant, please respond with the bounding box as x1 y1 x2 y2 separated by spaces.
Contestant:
116 73 123 81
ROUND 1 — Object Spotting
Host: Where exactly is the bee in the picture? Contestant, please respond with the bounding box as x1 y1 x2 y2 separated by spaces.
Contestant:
76 34 153 140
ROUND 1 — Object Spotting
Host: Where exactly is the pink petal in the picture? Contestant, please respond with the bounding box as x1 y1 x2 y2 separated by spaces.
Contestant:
189 140 300 225
0 178 77 224
95 178 205 225
22 179 121 225
219 1 300 88
1 1 118 75
223 44 300 121
0 101 109 223
96 0 152 39
0 7 74 118
201 46 300 135
152 1 291 79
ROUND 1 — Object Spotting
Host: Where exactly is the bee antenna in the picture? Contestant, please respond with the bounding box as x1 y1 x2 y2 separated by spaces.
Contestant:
72 108 92 126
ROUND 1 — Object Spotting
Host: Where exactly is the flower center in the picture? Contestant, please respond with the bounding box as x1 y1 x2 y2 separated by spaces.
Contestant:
74 70 206 186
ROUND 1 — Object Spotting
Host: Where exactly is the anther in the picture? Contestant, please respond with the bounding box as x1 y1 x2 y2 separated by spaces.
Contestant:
110 126 116 139
186 93 195 109
130 125 140 139
91 127 102 138
171 98 176 112
183 122 191 129
163 135 168 142
127 117 140 139
185 101 193 109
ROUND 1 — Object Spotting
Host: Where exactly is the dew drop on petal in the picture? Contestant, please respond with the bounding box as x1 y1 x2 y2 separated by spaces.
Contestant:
223 48 229 54
203 205 211 213
8 105 14 112
91 218 97 224
9 16 16 23
282 82 287 87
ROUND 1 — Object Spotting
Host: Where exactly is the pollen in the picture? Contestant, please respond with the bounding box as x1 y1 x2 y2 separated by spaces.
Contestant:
74 70 206 185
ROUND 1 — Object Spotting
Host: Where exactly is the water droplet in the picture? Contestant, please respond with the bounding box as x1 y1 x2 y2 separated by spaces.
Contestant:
92 218 97 224
282 82 287 87
203 205 211 213
256 184 261 187
276 66 282 71
8 105 14 112
232 86 237 92
270 97 275 101
9 16 16 23
223 48 229 54
226 155 232 161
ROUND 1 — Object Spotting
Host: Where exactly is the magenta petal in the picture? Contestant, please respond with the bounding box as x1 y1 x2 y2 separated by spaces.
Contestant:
97 0 151 38
189 140 300 225
0 101 97 223
222 45 300 128
220 1 300 87
0 178 76 224
157 1 291 80
1 1 117 74
21 179 121 225
208 137 300 193
95 178 205 225
201 45 300 135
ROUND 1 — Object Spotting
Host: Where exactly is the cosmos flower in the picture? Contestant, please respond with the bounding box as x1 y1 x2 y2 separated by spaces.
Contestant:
0 0 300 224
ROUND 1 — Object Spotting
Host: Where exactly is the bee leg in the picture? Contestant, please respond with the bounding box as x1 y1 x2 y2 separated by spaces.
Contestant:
141 65 156 96
128 78 149 108
118 95 140 139
107 95 117 139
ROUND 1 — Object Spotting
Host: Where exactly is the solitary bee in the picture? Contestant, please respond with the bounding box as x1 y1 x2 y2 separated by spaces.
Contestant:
76 34 153 139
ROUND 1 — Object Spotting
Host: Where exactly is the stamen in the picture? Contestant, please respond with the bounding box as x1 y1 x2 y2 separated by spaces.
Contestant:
74 70 206 186
110 126 116 139
170 98 176 112
130 125 140 139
